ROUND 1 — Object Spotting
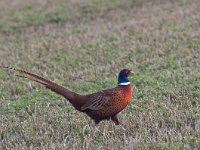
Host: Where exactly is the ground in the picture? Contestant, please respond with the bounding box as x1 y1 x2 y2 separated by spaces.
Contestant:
0 0 200 149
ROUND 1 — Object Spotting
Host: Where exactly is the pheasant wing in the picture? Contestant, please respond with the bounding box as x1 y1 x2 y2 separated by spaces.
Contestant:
81 91 115 111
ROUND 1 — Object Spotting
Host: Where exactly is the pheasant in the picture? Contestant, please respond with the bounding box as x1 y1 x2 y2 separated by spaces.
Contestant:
0 66 133 125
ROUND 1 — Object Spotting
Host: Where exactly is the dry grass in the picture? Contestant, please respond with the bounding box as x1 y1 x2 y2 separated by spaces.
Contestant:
0 0 200 149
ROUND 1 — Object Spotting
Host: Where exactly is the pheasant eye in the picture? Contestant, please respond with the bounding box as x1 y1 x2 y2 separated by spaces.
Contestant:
124 70 128 76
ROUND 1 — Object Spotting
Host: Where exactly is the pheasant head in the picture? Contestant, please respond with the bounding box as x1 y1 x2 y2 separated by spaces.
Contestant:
118 69 133 85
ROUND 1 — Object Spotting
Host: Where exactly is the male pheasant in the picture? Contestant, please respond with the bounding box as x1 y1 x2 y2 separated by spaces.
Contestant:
0 66 133 125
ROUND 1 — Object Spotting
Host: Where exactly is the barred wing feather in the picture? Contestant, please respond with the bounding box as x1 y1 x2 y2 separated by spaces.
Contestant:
81 92 111 111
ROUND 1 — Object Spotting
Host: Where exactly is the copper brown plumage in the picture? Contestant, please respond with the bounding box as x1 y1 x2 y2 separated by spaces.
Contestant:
0 66 133 125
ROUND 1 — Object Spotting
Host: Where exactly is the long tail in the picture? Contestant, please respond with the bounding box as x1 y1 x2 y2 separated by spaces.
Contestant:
0 65 80 107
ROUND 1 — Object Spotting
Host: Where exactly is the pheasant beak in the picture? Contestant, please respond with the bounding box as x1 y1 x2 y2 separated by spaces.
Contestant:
129 71 135 76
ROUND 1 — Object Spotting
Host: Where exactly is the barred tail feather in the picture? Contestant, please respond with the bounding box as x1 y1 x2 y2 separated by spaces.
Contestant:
0 65 77 102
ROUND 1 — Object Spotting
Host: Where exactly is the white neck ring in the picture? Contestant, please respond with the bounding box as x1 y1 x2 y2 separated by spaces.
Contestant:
118 82 130 85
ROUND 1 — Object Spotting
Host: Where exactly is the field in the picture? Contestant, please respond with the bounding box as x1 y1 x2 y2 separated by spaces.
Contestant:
0 0 200 149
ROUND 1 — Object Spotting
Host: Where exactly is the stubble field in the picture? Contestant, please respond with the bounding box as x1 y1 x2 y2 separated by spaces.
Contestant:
0 0 200 149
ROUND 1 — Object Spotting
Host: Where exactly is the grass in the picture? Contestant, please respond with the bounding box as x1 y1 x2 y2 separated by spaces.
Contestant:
0 0 200 149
